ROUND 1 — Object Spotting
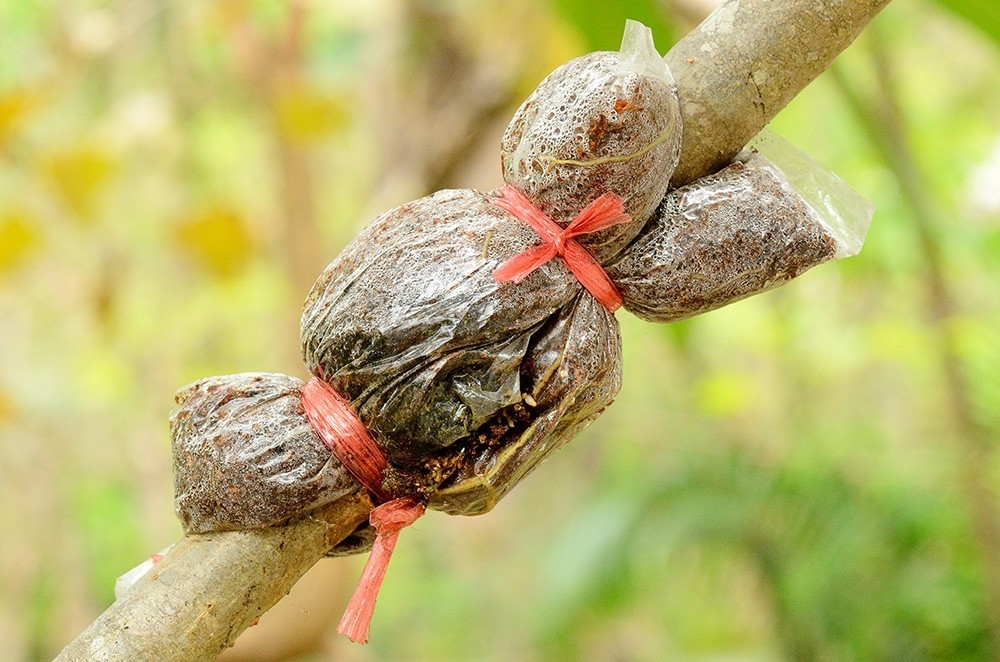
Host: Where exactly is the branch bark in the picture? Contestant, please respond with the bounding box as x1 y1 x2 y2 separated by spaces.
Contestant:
57 0 892 658
666 0 893 186
55 492 372 662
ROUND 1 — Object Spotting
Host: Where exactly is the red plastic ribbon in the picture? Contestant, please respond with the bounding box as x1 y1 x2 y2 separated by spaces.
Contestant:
492 183 629 311
336 497 425 643
301 377 389 502
302 377 425 644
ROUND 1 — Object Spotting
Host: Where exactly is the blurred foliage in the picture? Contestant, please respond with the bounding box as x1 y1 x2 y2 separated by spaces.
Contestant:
931 0 1000 48
550 0 679 50
174 206 256 278
0 211 40 272
0 0 999 660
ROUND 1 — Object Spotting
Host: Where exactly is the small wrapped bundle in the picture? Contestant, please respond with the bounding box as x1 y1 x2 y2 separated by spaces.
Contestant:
607 132 873 322
300 190 623 517
502 20 681 262
170 372 378 552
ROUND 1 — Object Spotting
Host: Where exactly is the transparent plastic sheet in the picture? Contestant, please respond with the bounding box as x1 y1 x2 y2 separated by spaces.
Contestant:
617 19 675 83
114 545 173 600
749 130 874 257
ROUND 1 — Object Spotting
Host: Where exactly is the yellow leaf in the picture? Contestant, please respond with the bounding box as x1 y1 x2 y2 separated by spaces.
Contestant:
0 211 41 272
0 387 15 423
44 145 116 223
0 89 35 149
174 207 256 277
273 84 348 143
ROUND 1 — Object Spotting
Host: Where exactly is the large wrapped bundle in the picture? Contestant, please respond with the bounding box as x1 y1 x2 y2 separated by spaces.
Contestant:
167 21 873 642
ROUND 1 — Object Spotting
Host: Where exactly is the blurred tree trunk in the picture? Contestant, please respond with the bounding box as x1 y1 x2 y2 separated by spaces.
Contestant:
829 26 1000 653
55 1 894 658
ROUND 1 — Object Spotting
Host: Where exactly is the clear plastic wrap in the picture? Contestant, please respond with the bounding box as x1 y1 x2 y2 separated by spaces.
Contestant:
114 545 173 600
749 130 874 258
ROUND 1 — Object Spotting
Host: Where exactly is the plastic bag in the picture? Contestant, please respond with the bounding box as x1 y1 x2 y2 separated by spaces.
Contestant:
502 19 681 262
607 139 874 322
170 21 872 553
171 373 360 532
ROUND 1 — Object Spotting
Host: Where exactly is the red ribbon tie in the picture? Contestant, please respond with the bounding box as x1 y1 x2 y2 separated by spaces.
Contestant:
492 183 628 311
302 377 426 644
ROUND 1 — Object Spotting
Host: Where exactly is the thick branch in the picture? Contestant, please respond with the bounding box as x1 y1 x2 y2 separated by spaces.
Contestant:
55 492 372 662
57 1 892 658
666 0 893 186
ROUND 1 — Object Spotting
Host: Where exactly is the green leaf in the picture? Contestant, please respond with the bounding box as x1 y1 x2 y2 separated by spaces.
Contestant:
548 0 677 52
930 0 1000 48
70 478 144 605
695 370 754 417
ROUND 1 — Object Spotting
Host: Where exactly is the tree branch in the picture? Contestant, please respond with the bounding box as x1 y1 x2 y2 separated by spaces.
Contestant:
57 0 892 658
55 492 372 662
666 0 893 186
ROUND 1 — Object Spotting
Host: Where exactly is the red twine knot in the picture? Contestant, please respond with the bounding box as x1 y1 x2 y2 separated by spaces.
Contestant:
492 183 629 312
302 377 426 644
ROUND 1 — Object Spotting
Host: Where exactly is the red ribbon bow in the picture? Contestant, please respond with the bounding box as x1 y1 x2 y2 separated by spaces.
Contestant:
492 183 629 311
302 377 426 645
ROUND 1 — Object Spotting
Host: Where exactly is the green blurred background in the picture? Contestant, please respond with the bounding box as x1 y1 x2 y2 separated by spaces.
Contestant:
2 0 999 659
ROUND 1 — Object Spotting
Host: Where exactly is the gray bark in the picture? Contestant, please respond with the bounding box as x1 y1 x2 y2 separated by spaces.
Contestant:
667 0 893 186
55 493 372 661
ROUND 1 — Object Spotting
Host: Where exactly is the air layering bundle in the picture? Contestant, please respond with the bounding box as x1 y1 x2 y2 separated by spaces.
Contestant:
165 21 873 643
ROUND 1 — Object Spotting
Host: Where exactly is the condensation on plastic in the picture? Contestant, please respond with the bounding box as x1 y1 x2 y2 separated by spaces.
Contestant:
749 130 874 258
501 23 681 263
301 188 622 516
170 373 363 537
607 151 845 323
